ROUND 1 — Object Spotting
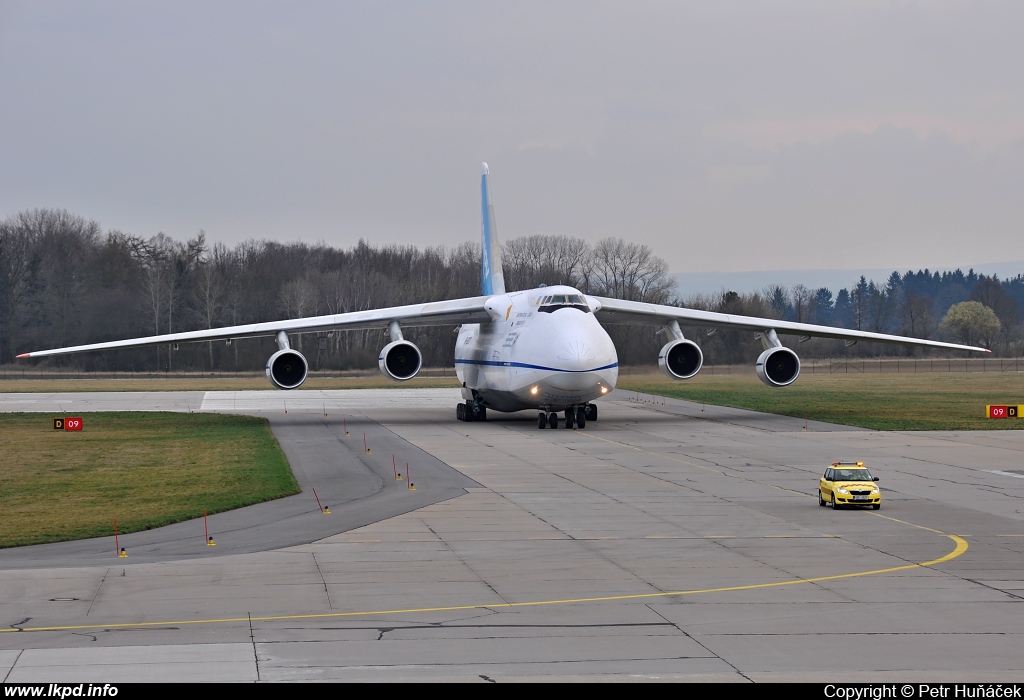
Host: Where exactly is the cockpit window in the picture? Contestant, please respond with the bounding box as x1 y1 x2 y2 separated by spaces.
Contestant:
538 293 591 314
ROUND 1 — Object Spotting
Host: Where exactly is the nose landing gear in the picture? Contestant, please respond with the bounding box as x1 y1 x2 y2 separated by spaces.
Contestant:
536 404 598 430
537 411 560 429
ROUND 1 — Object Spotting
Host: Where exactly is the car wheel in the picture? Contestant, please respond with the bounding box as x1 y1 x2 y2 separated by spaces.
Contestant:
831 493 839 510
872 504 880 510
818 491 826 507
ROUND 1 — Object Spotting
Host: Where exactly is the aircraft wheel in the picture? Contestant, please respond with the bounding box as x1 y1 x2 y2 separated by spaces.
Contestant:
585 403 597 421
548 412 558 429
538 412 547 429
576 407 586 429
565 409 575 429
475 405 487 421
456 403 465 421
463 401 475 422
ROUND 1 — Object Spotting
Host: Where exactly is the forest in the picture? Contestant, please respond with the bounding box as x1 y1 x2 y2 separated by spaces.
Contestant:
1 208 1020 372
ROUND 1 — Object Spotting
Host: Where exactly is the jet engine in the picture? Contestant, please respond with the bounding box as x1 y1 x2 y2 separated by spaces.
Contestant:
755 347 801 387
266 349 309 389
658 339 703 380
378 340 422 381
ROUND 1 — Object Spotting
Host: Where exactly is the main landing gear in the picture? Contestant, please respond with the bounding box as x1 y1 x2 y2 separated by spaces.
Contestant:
456 401 486 422
537 403 598 430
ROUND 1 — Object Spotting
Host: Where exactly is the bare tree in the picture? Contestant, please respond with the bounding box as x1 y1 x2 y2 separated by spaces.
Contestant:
591 237 674 302
0 212 41 361
193 241 230 368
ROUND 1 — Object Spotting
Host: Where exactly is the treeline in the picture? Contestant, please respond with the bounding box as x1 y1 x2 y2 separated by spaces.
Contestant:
682 270 1022 364
0 210 674 370
1 208 1019 372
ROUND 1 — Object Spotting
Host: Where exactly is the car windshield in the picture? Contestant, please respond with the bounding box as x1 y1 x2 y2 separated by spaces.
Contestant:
834 469 873 481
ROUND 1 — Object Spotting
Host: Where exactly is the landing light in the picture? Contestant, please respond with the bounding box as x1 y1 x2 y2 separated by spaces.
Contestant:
530 386 539 395
600 386 608 394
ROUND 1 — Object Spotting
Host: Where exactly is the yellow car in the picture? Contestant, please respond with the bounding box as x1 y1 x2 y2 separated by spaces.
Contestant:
819 462 881 509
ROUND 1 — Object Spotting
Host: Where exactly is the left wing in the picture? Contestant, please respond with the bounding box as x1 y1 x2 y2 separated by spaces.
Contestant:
591 296 991 354
17 296 491 358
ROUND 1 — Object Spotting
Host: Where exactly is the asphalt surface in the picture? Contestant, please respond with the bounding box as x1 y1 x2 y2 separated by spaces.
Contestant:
1 387 1023 682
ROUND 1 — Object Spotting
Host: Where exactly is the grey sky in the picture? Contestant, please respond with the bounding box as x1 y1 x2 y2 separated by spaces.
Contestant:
2 1 1022 275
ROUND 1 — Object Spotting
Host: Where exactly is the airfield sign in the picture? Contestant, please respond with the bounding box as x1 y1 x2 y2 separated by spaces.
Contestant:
986 405 1022 419
52 417 83 431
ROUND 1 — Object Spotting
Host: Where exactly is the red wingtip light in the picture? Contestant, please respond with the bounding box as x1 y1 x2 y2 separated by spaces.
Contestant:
16 353 30 359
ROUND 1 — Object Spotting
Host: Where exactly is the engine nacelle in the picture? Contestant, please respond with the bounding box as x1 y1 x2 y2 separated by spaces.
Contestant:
378 340 422 381
756 347 801 387
658 339 703 379
266 349 308 389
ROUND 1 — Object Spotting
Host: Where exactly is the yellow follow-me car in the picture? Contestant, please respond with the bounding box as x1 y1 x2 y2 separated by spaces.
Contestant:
819 462 881 509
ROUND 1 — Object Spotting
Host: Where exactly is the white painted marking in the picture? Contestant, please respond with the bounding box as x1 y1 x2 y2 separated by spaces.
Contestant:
985 470 1024 480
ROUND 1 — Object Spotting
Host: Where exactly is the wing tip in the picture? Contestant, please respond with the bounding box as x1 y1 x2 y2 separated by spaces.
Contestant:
15 353 30 359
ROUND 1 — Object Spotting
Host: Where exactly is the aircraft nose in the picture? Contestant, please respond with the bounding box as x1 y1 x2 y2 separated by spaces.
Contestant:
547 330 601 391
559 340 593 370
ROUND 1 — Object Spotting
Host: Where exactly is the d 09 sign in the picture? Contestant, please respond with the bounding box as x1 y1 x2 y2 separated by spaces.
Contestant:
52 417 84 431
986 405 1022 419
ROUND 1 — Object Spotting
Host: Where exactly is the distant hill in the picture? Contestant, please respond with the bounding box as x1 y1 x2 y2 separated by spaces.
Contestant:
672 261 1024 298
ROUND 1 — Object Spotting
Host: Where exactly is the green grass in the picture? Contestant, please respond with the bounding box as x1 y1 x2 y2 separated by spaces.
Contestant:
618 372 1024 431
0 412 298 548
0 374 462 393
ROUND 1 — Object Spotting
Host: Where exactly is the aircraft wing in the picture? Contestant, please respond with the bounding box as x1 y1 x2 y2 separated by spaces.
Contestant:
591 296 991 354
17 296 491 358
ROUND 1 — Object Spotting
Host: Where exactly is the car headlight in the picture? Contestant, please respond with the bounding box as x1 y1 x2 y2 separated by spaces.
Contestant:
837 487 849 494
871 487 879 493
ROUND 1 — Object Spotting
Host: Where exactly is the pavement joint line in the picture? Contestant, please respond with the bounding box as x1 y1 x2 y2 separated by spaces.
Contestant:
578 430 964 531
579 431 821 499
0 535 968 635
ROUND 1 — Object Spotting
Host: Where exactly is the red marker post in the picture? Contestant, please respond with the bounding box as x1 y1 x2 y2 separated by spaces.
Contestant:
204 509 215 546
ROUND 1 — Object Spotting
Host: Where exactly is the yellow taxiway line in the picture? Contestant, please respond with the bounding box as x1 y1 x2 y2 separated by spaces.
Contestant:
1 427 975 636
1 534 967 635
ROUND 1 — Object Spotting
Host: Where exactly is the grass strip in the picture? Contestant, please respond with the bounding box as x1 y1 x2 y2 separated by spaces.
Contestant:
617 372 1024 431
0 375 461 393
0 412 298 548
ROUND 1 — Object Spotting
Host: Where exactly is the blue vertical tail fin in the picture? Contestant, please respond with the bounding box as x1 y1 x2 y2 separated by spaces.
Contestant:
480 163 506 296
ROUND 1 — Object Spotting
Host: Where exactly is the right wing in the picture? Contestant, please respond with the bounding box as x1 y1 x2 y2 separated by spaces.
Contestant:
17 296 491 359
591 296 991 354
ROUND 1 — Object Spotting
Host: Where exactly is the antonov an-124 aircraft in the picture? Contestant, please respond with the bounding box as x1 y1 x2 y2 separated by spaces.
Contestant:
18 164 990 429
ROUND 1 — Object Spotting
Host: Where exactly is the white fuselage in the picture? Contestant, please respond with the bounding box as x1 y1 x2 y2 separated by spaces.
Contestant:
454 285 619 412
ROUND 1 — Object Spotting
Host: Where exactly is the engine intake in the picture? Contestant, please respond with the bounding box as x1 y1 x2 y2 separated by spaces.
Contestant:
379 340 422 381
756 347 801 387
658 339 703 380
266 349 308 389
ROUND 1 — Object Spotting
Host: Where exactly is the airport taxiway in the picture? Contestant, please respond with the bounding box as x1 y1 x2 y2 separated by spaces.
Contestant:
1 388 1023 682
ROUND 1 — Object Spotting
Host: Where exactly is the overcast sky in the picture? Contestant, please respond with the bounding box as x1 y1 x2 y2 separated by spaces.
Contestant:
2 1 1022 275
